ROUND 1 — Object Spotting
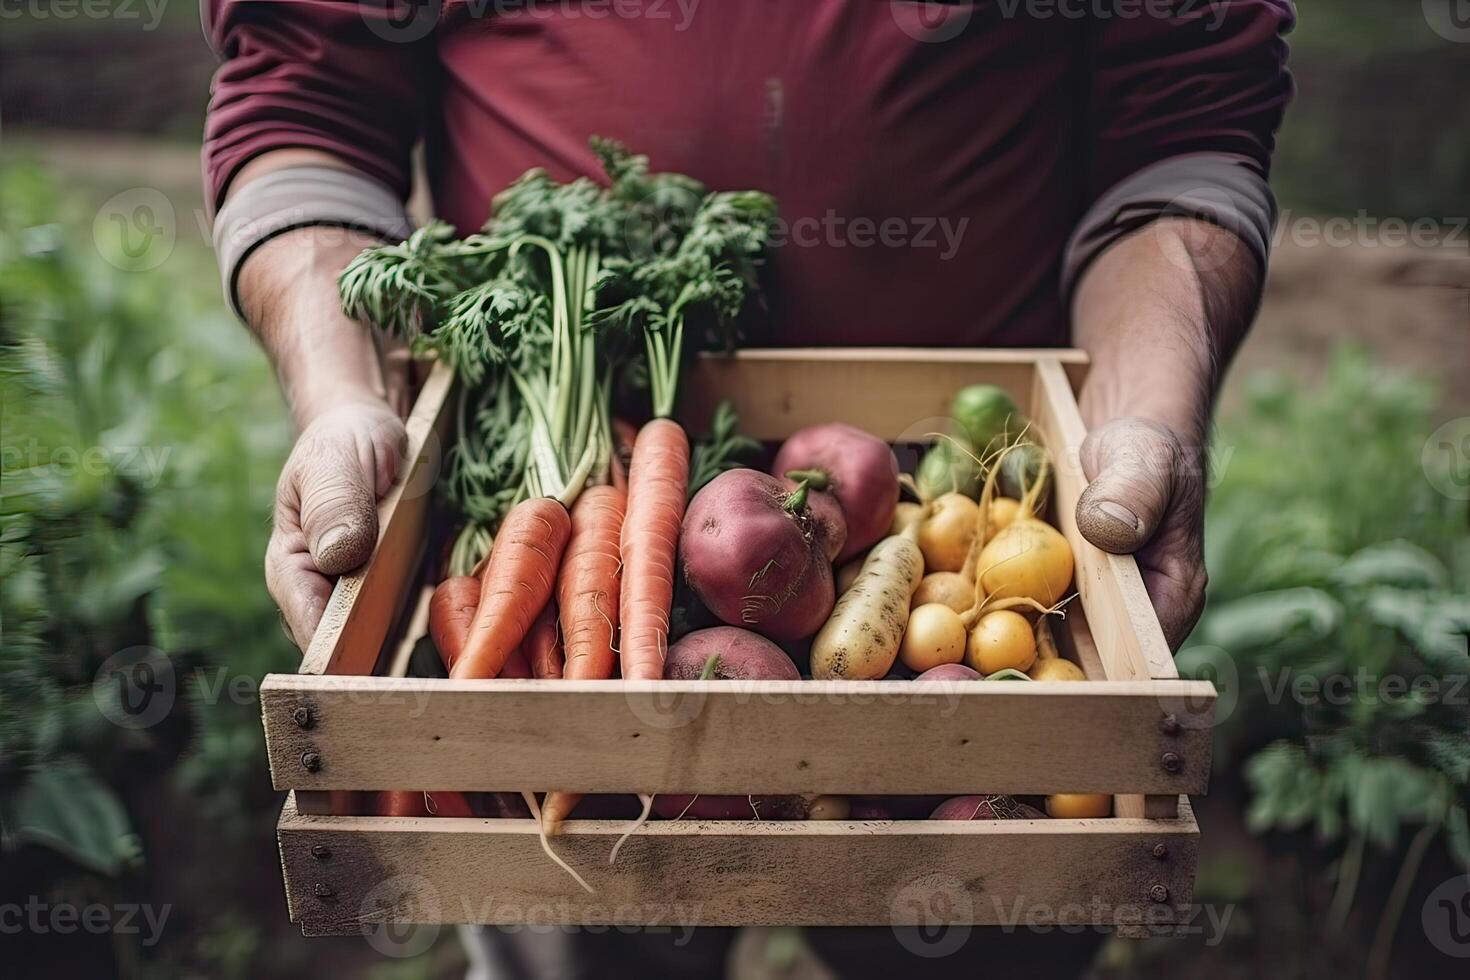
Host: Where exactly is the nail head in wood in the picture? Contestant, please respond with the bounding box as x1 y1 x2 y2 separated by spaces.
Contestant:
1159 714 1181 735
311 844 332 861
313 882 334 899
1148 884 1169 904
292 705 315 729
301 750 322 773
1152 843 1168 860
1160 751 1182 774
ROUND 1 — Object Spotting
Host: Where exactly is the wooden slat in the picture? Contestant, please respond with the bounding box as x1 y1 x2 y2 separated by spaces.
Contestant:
1028 359 1175 683
299 361 456 677
1029 358 1186 820
262 676 1212 797
679 348 1088 442
278 793 1198 932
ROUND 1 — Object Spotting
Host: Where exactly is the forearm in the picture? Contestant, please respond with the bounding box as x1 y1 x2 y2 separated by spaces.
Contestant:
1072 218 1263 447
228 151 393 429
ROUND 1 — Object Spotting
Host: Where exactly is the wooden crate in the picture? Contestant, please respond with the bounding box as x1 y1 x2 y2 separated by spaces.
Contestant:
260 349 1215 937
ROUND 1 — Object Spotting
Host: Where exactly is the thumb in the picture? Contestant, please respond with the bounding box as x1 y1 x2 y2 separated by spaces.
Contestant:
1075 417 1181 555
294 410 406 575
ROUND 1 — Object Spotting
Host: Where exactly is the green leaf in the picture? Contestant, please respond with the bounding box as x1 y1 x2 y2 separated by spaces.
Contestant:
1333 540 1448 590
1201 587 1342 652
3 759 140 875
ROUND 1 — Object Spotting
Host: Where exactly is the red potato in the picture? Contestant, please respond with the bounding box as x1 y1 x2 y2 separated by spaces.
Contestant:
783 478 847 561
914 663 982 681
929 795 1047 820
771 423 900 561
680 470 839 641
654 627 803 820
663 627 801 681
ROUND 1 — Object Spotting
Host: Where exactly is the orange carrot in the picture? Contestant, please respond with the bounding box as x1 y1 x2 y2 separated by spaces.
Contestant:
429 576 481 673
376 789 475 818
527 601 564 679
454 497 572 680
542 486 627 830
558 485 626 680
618 418 689 680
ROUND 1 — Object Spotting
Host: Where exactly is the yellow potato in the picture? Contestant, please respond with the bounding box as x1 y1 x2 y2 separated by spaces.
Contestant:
811 532 925 679
965 609 1038 674
911 571 975 612
917 493 979 573
1028 658 1086 681
899 603 968 672
1046 793 1111 818
890 501 924 535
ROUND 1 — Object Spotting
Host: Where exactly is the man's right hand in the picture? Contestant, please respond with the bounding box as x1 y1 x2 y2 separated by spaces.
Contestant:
226 152 416 648
267 397 406 647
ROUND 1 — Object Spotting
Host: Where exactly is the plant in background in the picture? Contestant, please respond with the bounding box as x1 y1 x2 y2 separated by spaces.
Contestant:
1 163 300 977
1179 349 1470 978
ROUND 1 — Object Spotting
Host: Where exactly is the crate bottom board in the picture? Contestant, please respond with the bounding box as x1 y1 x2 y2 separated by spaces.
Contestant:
280 795 1198 935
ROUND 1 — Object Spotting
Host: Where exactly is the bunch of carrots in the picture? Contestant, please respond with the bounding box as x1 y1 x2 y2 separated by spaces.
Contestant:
338 139 775 832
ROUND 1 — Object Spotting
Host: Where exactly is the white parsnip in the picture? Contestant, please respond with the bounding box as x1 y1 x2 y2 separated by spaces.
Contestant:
810 526 925 679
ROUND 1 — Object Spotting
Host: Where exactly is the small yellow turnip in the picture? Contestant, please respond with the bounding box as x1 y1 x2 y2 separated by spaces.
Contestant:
900 603 968 672
806 795 851 820
918 493 978 573
911 571 975 612
1045 793 1111 818
1028 658 1086 681
964 609 1037 674
975 517 1074 608
984 497 1022 540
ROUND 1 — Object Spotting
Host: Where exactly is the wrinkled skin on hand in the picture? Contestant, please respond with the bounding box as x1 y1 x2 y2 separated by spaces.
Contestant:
1075 416 1207 650
266 397 406 648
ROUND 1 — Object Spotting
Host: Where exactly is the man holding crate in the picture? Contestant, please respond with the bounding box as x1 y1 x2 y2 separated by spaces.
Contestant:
204 0 1291 975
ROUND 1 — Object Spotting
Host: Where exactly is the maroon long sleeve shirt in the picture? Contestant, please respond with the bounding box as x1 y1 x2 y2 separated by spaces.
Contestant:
203 1 1293 347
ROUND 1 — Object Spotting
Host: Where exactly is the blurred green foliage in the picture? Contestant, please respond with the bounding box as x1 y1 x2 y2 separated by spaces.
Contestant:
0 163 305 974
1175 350 1470 966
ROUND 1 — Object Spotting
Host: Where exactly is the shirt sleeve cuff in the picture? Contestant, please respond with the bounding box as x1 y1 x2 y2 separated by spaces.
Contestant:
1062 153 1278 302
211 166 414 322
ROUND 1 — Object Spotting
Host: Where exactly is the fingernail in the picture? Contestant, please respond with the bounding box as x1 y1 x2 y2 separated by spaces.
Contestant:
1097 500 1143 535
318 524 351 557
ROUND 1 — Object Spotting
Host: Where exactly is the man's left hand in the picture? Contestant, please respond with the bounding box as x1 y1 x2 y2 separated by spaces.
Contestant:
1075 416 1207 650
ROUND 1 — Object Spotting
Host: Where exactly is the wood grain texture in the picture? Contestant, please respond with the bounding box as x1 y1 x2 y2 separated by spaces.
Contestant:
266 348 1211 932
1028 358 1176 684
1030 359 1188 820
261 676 1213 797
678 348 1088 442
298 362 456 677
278 793 1198 933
